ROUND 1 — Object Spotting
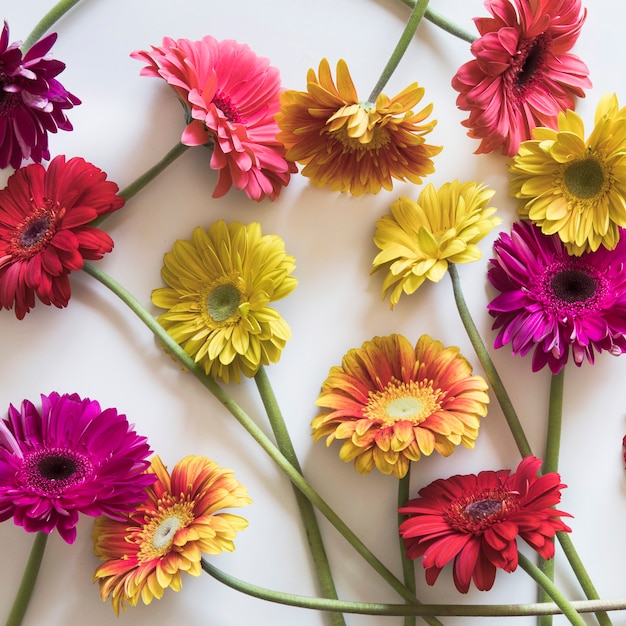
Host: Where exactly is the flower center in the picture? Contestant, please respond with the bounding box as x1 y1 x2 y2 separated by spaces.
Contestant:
21 216 52 247
21 447 93 496
511 35 548 97
10 204 63 260
212 91 243 124
464 498 502 519
445 488 518 533
152 515 182 549
563 157 606 199
364 379 443 427
550 268 597 303
207 282 241 322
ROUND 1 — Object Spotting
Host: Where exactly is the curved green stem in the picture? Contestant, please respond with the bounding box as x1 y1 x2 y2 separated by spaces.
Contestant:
254 367 345 626
80 261 444 626
22 0 84 51
517 552 586 626
447 264 533 458
396 0 476 44
6 532 48 626
398 468 416 626
202 558 626 618
91 142 191 228
368 0 430 102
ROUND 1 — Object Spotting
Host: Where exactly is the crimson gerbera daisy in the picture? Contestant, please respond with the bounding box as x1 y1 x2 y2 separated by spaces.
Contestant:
0 155 124 318
487 221 626 373
451 0 591 156
399 456 571 593
131 36 296 201
0 392 154 544
0 21 80 169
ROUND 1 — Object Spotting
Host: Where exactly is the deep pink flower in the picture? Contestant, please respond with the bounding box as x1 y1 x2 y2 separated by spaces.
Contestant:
131 36 296 201
0 155 124 318
487 221 626 373
452 0 591 156
0 392 154 543
0 21 80 169
399 456 571 593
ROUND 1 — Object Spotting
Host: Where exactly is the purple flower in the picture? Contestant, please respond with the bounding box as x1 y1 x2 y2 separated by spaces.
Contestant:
0 392 154 543
0 22 80 169
487 221 626 373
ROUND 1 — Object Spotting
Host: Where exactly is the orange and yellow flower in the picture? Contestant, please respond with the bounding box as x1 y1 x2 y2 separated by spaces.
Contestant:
276 59 441 195
312 334 489 478
92 455 251 615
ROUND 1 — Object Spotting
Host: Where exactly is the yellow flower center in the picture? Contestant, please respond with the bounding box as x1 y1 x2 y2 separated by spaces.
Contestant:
137 497 195 561
364 379 443 427
562 156 607 200
202 279 242 327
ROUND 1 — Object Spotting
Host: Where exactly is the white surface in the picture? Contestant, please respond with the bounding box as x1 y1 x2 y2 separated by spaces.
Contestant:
1 1 625 625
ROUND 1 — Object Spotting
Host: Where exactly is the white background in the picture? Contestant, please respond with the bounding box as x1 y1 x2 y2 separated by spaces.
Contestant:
1 1 625 625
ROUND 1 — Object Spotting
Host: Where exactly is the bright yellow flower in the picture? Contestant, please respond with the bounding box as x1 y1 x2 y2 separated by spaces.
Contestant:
509 93 626 255
93 455 251 615
152 221 297 383
312 334 489 478
276 58 441 195
372 180 500 308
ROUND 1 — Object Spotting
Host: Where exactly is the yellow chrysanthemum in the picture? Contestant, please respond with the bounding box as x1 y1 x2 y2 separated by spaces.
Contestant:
275 58 442 195
92 455 251 615
152 220 297 383
510 93 626 255
312 334 489 478
372 180 500 308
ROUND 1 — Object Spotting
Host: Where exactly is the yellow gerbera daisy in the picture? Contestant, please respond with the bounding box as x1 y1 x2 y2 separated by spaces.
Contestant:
92 455 251 615
372 180 500 308
276 58 442 195
509 93 626 255
152 220 297 383
312 334 489 478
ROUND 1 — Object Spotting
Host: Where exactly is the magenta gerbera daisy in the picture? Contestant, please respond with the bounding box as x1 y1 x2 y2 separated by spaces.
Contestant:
0 392 154 544
0 21 80 169
451 0 591 156
0 155 124 318
399 456 571 593
131 36 296 202
487 221 626 373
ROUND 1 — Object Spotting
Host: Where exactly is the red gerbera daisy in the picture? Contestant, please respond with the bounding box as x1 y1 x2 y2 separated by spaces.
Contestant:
399 456 571 593
0 21 80 169
131 36 296 201
0 155 124 318
451 0 591 156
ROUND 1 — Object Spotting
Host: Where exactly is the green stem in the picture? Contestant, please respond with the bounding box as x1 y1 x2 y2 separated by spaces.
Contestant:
22 0 84 51
368 0 430 102
447 264 533 458
6 533 48 626
202 558 626 618
538 370 564 626
80 261 444 626
397 0 476 44
254 367 345 626
518 552 586 626
557 532 612 626
398 468 417 626
91 142 191 228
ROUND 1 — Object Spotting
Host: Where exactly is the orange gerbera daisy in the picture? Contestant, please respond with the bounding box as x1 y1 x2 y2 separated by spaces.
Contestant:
312 334 489 478
92 455 251 615
276 59 441 195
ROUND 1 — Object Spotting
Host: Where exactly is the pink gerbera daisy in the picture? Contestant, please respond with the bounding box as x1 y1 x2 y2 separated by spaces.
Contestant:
0 155 124 318
452 0 591 156
487 221 626 373
399 456 571 593
131 36 296 201
0 392 154 544
0 21 80 169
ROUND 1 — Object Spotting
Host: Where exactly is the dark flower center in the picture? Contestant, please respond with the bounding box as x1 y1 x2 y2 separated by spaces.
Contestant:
20 215 52 247
207 283 241 322
445 488 518 533
21 447 93 496
464 498 502 519
11 205 62 260
212 91 243 124
511 35 548 97
563 158 605 199
551 269 597 303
